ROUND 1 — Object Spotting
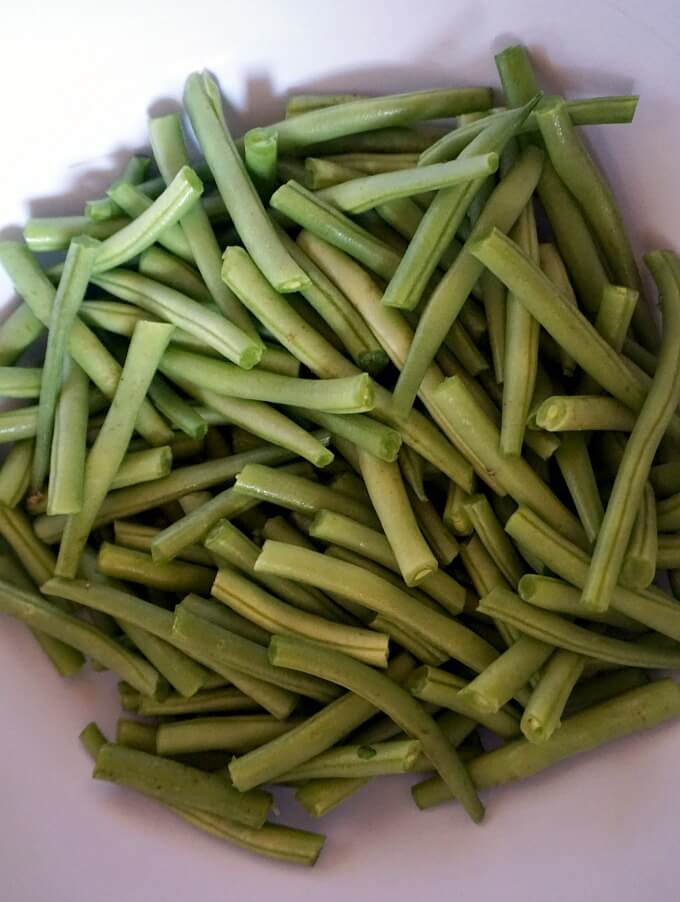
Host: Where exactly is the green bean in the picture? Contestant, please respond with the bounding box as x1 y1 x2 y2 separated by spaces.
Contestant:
92 269 260 369
398 446 427 501
80 721 108 759
553 434 602 547
1 579 163 694
180 594 271 646
405 491 459 567
443 482 474 535
434 377 587 548
580 284 639 394
0 439 32 506
270 180 401 280
620 482 657 590
304 157 363 189
420 95 639 165
222 243 470 486
533 395 636 432
159 346 374 413
581 252 680 610
274 227 389 374
85 155 150 221
138 686 259 717
262 514 314 549
0 242 172 447
318 154 499 212
295 232 480 491
321 153 420 174
211 563 388 668
113 521 213 567
117 719 158 754
55 321 174 577
391 145 543 418
147 374 205 441
96 542 214 594
380 97 538 316
228 651 414 791
182 382 333 468
276 739 422 783
657 492 680 532
148 115 258 335
0 502 56 584
520 649 584 744
243 127 278 199
0 366 41 398
538 243 578 376
46 360 88 515
463 494 524 587
255 541 497 672
270 88 493 154
173 604 340 704
184 72 308 292
457 637 554 715
414 678 680 809
506 505 680 641
23 216 128 252
309 511 465 614
269 635 483 821
234 463 378 528
467 231 680 440
285 93 365 117
107 182 194 261
290 406 402 463
366 614 446 667
478 586 680 669
138 247 211 303
148 460 307 563
500 202 540 454
206 520 353 622
536 98 657 349
94 742 271 827
356 451 436 585
157 714 302 756
564 669 649 717
623 337 656 377
479 269 506 382
0 302 44 365
457 534 518 646
43 576 209 697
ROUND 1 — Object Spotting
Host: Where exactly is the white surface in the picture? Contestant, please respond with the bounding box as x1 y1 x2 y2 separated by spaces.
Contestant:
1 1 680 899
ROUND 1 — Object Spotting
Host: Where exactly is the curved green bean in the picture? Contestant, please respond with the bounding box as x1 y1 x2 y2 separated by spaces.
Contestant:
108 182 194 261
184 72 308 292
582 251 680 611
269 635 484 822
254 541 498 672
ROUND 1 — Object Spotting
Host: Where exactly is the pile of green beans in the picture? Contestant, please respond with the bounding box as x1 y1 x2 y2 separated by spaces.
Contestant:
1 43 679 868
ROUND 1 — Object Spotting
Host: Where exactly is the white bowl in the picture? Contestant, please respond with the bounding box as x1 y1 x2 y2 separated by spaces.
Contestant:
1 2 679 900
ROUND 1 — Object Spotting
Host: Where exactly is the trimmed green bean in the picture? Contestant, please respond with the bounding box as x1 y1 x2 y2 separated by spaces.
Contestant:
0 303 44 365
114 521 213 566
521 649 584 744
650 461 680 498
433 377 588 549
534 395 636 432
117 719 158 754
254 541 498 672
536 97 657 350
0 580 161 694
229 651 414 791
147 374 208 440
233 463 378 528
419 95 639 165
518 575 646 631
407 491 459 566
478 586 680 669
290 406 402 463
138 686 259 717
92 269 260 369
581 252 680 611
108 182 193 261
501 202 540 454
464 494 524 587
269 635 484 822
554 434 603 547
580 283 639 394
0 502 56 584
184 72 308 292
412 679 680 810
211 563 389 668
391 145 544 416
94 742 271 827
276 739 422 782
506 505 680 641
181 594 271 646
172 604 341 704
539 243 578 376
564 669 649 717
157 714 302 756
458 636 553 714
96 542 214 594
244 127 278 199
399 445 427 501
23 216 128 252
620 482 657 589
0 366 41 398
85 155 150 221
80 721 108 758
55 322 174 577
0 439 32 507
47 360 89 515
0 242 172 447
